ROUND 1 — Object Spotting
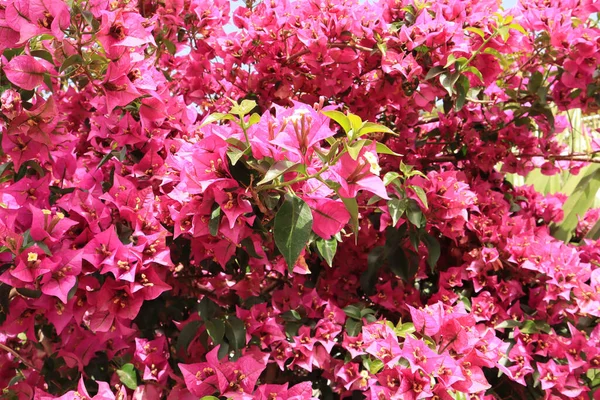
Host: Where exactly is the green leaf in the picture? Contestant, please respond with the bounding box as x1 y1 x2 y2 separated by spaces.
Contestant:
281 310 302 321
495 319 521 329
209 205 222 236
315 237 337 267
455 74 470 111
197 297 218 320
247 112 261 127
217 341 230 360
345 317 362 336
322 110 351 134
347 139 367 160
225 316 247 350
205 319 225 344
465 26 485 38
387 246 410 281
257 160 300 185
520 320 551 334
497 25 510 42
177 321 201 352
116 364 138 390
200 112 236 127
59 54 83 73
163 39 177 55
343 305 362 320
551 164 600 242
444 54 457 69
30 50 54 64
395 322 416 337
375 142 400 156
357 122 396 137
226 146 250 166
422 233 440 271
347 113 363 140
341 197 359 239
464 66 483 83
425 66 445 80
360 246 385 295
274 194 313 271
363 358 384 374
406 199 426 228
440 71 460 96
585 218 600 240
508 22 527 35
383 172 401 186
230 99 257 116
410 185 428 209
16 288 42 299
200 397 221 400
387 198 407 226
528 71 544 94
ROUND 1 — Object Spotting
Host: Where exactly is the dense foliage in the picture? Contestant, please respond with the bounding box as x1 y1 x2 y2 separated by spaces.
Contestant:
1 0 600 399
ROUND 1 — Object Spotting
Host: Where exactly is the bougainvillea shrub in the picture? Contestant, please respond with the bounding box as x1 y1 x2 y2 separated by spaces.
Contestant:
1 0 600 398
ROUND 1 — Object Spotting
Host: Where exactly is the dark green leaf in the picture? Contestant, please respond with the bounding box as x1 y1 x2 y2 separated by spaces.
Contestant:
16 287 42 299
360 246 385 295
422 233 440 271
197 297 218 320
342 305 362 320
341 196 359 239
30 50 54 64
387 246 410 281
177 321 201 352
225 316 246 350
273 194 313 271
528 71 543 94
205 319 225 344
406 199 426 228
345 317 362 336
425 66 445 80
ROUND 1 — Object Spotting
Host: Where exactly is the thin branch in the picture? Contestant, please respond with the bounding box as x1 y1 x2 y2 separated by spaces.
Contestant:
0 343 39 372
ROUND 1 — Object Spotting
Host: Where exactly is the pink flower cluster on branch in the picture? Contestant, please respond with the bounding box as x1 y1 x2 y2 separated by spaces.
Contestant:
0 0 599 399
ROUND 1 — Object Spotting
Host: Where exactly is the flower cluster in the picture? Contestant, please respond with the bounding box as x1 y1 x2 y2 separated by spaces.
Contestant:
0 0 600 399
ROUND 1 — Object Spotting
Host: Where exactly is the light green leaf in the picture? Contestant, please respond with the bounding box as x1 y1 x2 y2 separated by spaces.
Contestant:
410 185 428 209
209 206 221 236
230 99 257 116
357 122 396 137
347 140 367 160
465 26 485 38
375 142 401 156
348 113 363 140
116 364 138 390
322 110 351 134
274 194 313 271
551 164 600 242
387 198 407 226
316 237 337 267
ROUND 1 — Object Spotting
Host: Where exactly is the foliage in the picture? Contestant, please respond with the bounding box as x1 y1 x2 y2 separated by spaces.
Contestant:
0 0 599 399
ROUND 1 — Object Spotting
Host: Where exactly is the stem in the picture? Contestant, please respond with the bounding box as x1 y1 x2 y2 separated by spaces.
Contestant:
0 343 39 372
